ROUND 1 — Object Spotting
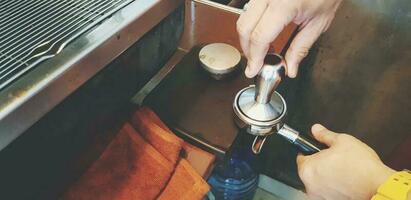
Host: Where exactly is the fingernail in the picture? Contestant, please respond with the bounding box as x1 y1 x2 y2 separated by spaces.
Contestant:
245 66 252 78
312 124 326 133
287 61 297 78
289 69 297 78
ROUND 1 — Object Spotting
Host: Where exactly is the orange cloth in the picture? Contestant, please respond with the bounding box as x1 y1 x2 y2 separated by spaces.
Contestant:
158 159 210 200
182 142 215 178
62 123 174 200
62 107 212 200
131 107 183 165
136 107 172 132
132 107 215 177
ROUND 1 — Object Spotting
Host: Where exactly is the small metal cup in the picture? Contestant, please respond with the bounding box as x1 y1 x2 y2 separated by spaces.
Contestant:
199 43 241 80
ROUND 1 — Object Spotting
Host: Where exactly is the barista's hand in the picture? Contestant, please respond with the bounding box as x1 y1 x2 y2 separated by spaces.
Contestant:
296 124 396 200
237 0 342 78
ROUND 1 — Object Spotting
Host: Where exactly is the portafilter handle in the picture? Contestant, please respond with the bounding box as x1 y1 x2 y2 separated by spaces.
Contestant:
255 54 286 104
278 124 328 155
251 124 327 155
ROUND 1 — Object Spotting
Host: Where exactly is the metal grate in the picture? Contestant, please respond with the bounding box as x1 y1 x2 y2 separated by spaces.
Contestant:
0 0 134 90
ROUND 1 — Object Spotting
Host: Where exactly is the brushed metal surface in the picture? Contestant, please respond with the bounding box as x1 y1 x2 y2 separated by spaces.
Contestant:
0 0 134 90
0 0 184 150
0 7 185 199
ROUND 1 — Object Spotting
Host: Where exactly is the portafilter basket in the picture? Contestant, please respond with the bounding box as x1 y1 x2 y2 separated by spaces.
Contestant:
233 54 326 154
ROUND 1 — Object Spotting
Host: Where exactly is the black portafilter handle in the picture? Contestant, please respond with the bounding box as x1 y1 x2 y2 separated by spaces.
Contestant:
278 124 328 155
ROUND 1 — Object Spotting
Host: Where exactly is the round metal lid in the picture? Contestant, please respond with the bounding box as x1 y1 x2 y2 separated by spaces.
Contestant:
199 43 241 75
234 85 286 126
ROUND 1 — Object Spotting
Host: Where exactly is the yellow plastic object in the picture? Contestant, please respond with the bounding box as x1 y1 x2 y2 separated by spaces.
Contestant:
372 170 411 200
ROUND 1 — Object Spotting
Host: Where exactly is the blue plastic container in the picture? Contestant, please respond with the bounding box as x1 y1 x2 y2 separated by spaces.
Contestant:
208 132 259 200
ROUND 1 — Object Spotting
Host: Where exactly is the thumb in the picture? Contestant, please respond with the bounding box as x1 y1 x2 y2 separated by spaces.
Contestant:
311 124 338 146
285 20 325 78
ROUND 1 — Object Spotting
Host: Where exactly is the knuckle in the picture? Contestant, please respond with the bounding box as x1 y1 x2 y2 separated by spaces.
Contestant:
289 46 310 58
236 20 249 36
250 29 270 45
338 133 353 140
336 133 355 144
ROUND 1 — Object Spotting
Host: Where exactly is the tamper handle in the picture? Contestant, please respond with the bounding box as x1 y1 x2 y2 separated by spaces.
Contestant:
255 54 286 104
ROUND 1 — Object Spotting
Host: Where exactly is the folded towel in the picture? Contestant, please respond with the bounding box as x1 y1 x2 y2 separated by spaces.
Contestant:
132 107 215 177
136 107 172 132
131 107 183 165
62 107 212 200
182 142 215 178
61 123 174 200
157 159 210 200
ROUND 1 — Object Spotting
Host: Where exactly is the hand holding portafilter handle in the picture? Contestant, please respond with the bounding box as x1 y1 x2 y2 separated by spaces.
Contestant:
255 54 326 155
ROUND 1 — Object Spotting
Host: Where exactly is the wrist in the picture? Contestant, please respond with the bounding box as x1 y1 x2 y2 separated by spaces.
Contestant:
369 164 396 198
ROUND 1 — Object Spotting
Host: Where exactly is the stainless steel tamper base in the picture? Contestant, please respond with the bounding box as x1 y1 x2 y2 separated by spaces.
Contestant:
233 85 286 136
233 87 325 154
232 54 325 154
233 85 286 154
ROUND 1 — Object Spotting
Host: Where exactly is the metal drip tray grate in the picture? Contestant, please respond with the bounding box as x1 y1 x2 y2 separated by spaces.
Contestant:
0 0 134 90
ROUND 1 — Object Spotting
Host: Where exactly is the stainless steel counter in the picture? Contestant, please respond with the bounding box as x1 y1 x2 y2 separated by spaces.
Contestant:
0 0 184 150
0 3 185 199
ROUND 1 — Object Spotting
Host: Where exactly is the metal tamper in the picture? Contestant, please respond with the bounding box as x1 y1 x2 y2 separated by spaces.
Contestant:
233 54 326 154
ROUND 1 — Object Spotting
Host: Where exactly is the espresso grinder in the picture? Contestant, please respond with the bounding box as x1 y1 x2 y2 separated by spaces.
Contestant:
233 54 326 154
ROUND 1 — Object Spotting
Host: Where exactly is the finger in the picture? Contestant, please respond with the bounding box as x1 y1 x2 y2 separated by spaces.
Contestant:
311 124 338 146
247 2 297 78
285 19 326 78
236 0 269 57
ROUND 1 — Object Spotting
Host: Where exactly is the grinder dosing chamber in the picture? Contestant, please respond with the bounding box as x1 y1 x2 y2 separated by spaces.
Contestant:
233 54 326 154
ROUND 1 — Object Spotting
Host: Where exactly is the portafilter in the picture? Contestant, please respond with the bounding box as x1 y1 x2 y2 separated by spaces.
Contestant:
233 54 327 154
